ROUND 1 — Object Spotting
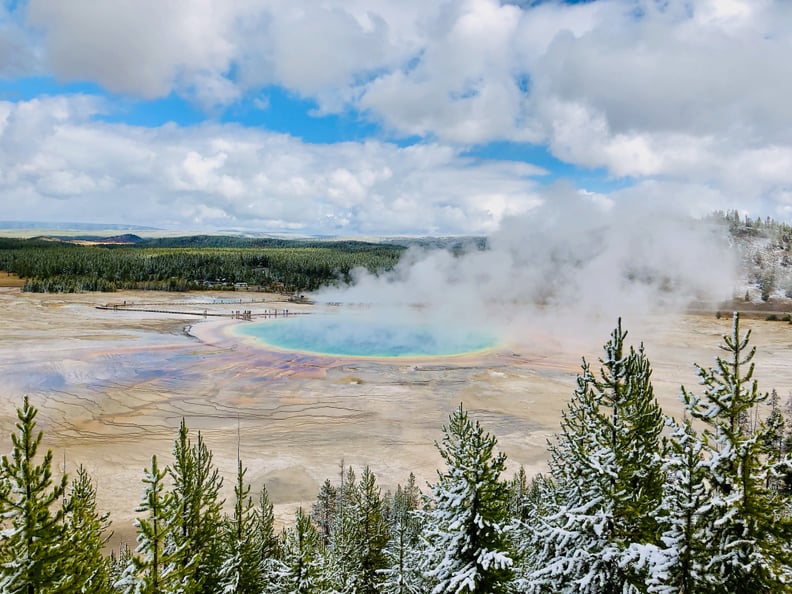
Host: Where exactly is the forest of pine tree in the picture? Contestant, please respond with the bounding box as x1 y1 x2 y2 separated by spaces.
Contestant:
0 238 405 294
1 312 791 592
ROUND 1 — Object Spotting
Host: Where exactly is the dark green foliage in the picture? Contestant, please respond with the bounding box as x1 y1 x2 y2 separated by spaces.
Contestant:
256 484 280 564
349 466 390 593
527 320 665 592
318 465 391 593
422 404 514 594
269 508 325 594
764 389 792 495
61 465 113 593
0 396 69 594
760 272 775 301
680 313 792 592
507 466 532 523
310 479 337 547
381 474 423 594
108 544 133 590
219 460 263 594
123 455 178 594
649 416 711 593
603 325 665 548
328 465 358 589
167 420 225 594
0 237 404 293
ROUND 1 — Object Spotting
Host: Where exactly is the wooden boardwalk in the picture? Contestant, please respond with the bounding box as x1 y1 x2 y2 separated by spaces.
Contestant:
96 304 305 319
97 305 226 317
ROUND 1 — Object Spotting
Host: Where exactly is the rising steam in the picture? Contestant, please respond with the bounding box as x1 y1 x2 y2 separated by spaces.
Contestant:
317 187 736 351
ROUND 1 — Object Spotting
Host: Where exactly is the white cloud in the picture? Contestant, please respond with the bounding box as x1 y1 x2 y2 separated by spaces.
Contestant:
26 0 238 103
0 96 544 234
6 0 792 222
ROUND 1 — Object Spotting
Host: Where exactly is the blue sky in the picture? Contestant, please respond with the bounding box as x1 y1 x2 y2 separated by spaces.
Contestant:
0 0 790 235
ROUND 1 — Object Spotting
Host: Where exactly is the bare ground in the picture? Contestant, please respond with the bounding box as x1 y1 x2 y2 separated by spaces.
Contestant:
0 287 790 551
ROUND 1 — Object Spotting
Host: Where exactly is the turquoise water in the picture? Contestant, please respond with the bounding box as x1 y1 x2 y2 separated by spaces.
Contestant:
235 314 496 357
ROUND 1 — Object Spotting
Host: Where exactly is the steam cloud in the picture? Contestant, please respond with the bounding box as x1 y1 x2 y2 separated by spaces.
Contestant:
317 186 737 351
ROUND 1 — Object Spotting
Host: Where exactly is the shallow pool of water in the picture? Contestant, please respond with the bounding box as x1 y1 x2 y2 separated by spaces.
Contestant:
234 313 496 358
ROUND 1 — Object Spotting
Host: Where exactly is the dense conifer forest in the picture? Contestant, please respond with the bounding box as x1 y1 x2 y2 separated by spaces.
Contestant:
2 313 791 592
0 237 405 293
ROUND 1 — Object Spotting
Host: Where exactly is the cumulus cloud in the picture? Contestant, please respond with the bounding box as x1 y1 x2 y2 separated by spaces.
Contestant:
6 0 792 222
0 96 545 233
530 1 792 164
26 0 239 105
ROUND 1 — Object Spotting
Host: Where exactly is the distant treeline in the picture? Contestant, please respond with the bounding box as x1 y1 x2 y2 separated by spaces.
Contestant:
2 314 791 592
709 209 792 247
709 210 792 300
0 237 406 293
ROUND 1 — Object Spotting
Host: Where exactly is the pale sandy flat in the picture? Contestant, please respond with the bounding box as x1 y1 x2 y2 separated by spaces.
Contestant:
0 287 790 550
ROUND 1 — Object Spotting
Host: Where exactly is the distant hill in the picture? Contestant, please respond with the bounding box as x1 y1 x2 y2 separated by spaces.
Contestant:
48 234 145 245
0 221 160 231
136 235 400 250
383 236 488 253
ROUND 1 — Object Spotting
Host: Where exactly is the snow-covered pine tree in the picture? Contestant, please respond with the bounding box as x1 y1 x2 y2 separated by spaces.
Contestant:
61 464 113 593
640 416 710 594
679 313 792 591
518 359 606 592
380 474 423 594
763 389 792 495
118 454 178 594
525 320 665 593
108 543 133 591
506 466 531 523
266 507 325 594
0 395 69 594
348 466 390 594
420 404 514 594
256 484 281 583
166 419 225 594
218 460 262 594
510 472 556 590
327 465 358 591
311 479 337 548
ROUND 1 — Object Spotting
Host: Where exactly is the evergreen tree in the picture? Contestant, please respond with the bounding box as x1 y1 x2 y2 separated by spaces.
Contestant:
348 466 390 593
381 474 423 594
327 465 358 591
267 507 325 594
641 416 710 594
108 544 133 592
256 484 281 584
526 320 665 593
119 455 178 594
61 465 113 593
420 404 514 594
511 473 555 590
0 396 69 594
218 460 262 594
166 419 225 594
678 313 792 591
506 466 532 523
764 389 792 495
311 479 337 547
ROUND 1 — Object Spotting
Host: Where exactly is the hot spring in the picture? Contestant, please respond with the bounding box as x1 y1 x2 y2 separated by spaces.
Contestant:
234 312 497 358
